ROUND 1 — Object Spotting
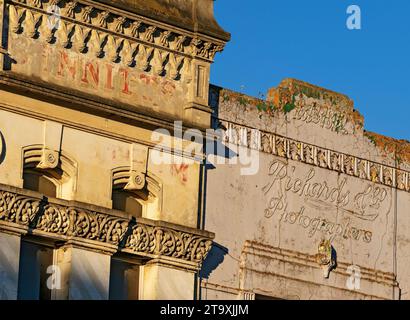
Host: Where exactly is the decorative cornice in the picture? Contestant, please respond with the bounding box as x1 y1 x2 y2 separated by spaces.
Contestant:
0 76 206 136
7 0 226 69
0 183 213 268
220 120 410 193
94 0 231 43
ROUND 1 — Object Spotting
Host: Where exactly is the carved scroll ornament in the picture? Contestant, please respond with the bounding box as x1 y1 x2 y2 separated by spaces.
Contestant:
0 185 213 266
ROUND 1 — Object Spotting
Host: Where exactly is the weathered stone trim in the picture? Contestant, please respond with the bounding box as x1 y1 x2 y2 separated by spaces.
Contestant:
0 99 207 165
0 80 182 135
200 281 256 300
201 281 241 296
242 241 397 286
0 183 213 268
0 98 209 153
241 241 399 300
240 265 389 300
220 120 410 193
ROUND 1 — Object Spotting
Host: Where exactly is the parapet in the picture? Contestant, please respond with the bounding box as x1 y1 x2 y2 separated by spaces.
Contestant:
210 78 410 171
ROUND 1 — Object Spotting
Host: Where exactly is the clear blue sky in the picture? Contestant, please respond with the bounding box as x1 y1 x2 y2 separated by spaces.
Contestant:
211 0 410 141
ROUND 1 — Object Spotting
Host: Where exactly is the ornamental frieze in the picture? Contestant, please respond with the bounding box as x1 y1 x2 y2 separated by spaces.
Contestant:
6 0 225 67
0 185 213 266
221 121 410 193
125 224 213 263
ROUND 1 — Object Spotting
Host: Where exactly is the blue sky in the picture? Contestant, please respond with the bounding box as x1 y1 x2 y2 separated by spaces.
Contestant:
211 0 410 141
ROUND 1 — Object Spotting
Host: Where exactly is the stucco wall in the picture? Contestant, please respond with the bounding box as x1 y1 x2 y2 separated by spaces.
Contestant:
0 95 200 227
202 82 409 300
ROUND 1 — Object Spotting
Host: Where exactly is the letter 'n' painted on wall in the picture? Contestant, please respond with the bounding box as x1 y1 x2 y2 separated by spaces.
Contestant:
57 51 76 80
81 61 99 86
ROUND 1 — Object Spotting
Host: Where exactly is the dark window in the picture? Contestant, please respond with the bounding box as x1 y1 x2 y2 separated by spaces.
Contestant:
109 258 140 300
17 240 54 300
23 172 57 198
112 189 143 218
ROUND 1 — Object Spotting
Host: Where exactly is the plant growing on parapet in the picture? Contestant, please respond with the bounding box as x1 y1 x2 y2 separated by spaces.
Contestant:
256 101 276 112
238 96 248 106
256 93 277 113
300 87 321 100
365 133 377 146
363 132 408 165
283 94 297 114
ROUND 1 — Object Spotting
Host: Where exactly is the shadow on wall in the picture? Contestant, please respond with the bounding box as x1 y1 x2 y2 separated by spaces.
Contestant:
205 85 238 165
0 245 16 299
332 246 338 270
205 139 238 165
197 87 233 280
199 242 229 279
0 131 6 164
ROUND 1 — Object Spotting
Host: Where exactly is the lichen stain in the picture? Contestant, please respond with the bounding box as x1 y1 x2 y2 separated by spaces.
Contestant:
364 131 410 165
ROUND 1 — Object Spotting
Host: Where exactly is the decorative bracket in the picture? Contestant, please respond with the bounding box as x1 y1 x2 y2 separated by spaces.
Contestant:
36 148 59 169
124 143 148 191
36 121 63 170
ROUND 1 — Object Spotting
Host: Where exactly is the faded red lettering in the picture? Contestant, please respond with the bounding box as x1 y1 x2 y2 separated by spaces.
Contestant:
57 51 76 80
120 68 131 94
41 46 51 73
105 63 114 90
81 61 99 86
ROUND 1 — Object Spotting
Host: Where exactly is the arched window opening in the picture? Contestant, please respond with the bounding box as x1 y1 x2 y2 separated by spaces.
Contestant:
22 146 77 200
111 168 163 220
112 186 145 218
23 169 60 198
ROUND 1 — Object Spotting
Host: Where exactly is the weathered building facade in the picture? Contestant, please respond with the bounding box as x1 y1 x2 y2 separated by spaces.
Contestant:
1 0 409 301
202 81 410 300
0 0 229 300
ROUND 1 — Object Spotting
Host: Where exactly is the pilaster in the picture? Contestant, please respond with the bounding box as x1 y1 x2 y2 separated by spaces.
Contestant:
0 231 22 299
141 260 196 300
54 244 112 300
